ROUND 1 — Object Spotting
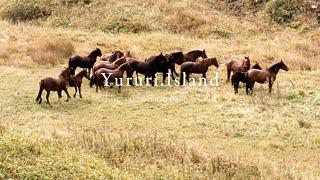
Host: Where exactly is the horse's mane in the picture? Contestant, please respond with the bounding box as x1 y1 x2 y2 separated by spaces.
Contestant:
187 50 201 55
267 61 281 72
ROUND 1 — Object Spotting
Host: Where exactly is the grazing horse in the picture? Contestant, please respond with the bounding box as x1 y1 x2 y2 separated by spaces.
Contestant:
93 62 133 92
231 62 262 94
67 69 89 98
36 68 71 106
226 56 251 82
180 57 219 85
129 53 167 86
68 48 102 76
100 50 124 62
246 60 289 94
184 49 207 62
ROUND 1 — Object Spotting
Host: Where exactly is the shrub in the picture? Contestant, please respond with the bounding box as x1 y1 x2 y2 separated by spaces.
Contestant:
1 0 53 23
266 0 303 23
60 0 92 5
27 39 75 66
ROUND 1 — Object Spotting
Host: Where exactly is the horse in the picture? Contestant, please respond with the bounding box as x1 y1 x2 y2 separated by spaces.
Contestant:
180 57 219 85
67 69 89 98
184 49 207 62
226 56 251 82
68 48 102 76
100 50 124 62
90 57 128 87
246 60 289 94
92 62 133 92
35 68 71 106
144 54 173 83
165 51 185 78
128 53 167 86
231 62 262 94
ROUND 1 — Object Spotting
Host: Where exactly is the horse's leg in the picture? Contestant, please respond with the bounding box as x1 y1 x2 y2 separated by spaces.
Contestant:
58 90 63 106
79 86 82 98
234 81 239 94
74 87 77 98
186 73 190 83
163 72 166 84
227 68 231 82
46 90 51 106
63 87 71 101
246 82 250 95
269 78 273 93
36 87 44 104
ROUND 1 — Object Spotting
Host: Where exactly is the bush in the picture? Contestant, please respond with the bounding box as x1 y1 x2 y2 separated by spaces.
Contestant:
1 0 53 23
266 0 303 23
27 39 75 66
60 0 92 5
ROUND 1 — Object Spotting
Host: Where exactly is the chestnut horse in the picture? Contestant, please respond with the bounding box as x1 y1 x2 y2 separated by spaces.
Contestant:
100 50 124 62
93 62 133 92
36 68 71 106
184 49 207 62
67 69 89 98
180 57 219 85
226 56 251 82
68 48 102 76
246 60 289 94
231 62 262 94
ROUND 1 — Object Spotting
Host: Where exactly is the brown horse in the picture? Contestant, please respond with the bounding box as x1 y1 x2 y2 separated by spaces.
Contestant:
165 51 185 78
67 69 89 98
68 48 102 76
184 49 207 62
100 50 124 62
246 60 289 94
231 62 262 94
93 56 128 73
180 57 219 85
36 68 71 106
226 56 251 82
93 62 133 92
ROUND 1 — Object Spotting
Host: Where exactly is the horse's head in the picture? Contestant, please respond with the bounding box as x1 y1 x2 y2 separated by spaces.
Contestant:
80 69 90 80
201 49 208 58
157 52 168 65
124 50 133 58
251 63 262 70
242 56 251 70
209 57 219 68
280 60 289 71
114 50 124 58
94 48 102 57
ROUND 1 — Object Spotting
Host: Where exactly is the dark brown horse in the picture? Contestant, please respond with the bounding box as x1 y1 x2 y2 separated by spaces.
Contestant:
67 69 89 98
100 50 124 62
128 53 167 86
231 62 262 94
166 51 185 78
180 57 219 85
246 60 289 94
36 68 71 106
93 62 133 92
68 48 102 76
226 56 251 82
184 49 207 62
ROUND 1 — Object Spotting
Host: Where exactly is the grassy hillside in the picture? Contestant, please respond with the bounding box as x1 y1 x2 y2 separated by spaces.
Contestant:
0 0 320 179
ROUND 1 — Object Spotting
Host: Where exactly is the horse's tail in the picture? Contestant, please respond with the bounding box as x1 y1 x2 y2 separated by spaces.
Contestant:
36 80 44 104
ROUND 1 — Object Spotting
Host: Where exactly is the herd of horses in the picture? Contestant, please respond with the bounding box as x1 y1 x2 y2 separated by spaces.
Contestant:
35 48 289 106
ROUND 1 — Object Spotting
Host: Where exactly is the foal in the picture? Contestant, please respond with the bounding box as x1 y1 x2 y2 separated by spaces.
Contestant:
180 57 219 85
246 60 289 94
226 56 250 82
67 69 89 98
36 68 71 106
93 62 133 92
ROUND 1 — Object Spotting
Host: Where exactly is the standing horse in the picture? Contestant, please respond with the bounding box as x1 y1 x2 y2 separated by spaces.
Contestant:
180 57 219 85
128 53 167 86
231 62 262 94
36 68 71 106
68 48 102 76
92 62 133 92
184 49 207 62
145 54 173 83
67 69 89 98
166 51 185 78
100 50 125 62
226 56 251 82
246 60 289 94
